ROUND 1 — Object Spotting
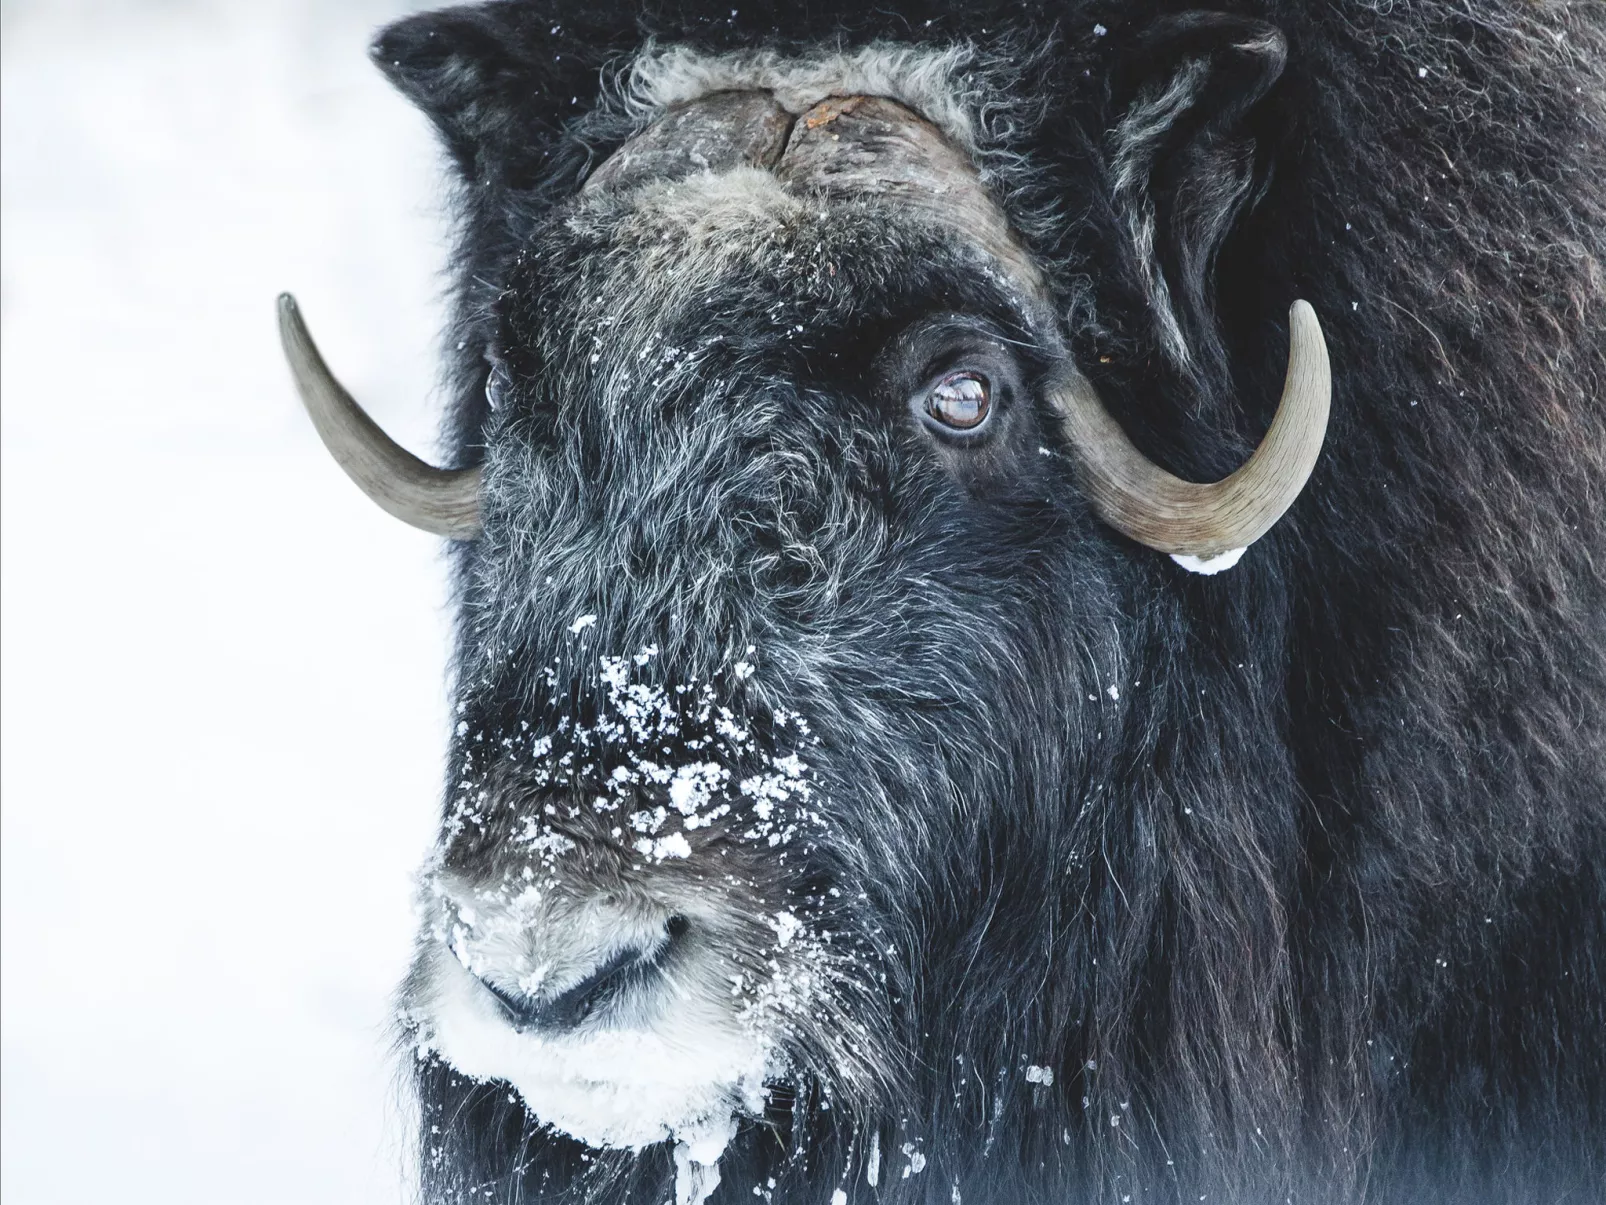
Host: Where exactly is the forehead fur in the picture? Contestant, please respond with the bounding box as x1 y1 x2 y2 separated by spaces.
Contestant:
570 166 808 280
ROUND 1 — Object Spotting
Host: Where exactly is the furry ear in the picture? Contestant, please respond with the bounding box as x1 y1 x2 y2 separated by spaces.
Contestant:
1105 11 1288 383
371 3 637 190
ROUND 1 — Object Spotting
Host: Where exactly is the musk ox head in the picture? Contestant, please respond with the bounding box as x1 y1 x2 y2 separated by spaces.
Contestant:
281 28 1329 1203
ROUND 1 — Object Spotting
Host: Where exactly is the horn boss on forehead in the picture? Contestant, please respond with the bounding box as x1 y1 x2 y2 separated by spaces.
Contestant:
281 87 1328 563
583 90 793 193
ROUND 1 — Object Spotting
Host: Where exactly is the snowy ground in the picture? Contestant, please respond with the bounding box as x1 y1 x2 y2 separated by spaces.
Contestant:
1 3 462 1200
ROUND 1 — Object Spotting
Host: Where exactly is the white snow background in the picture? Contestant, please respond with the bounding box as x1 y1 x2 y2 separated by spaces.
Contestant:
2 2 460 1199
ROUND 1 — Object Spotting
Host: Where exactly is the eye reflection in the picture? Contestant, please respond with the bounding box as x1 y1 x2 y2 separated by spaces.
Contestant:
926 371 991 430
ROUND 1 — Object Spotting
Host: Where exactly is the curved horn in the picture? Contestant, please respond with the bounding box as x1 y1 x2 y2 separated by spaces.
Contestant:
779 97 1330 565
1054 301 1331 562
277 294 481 539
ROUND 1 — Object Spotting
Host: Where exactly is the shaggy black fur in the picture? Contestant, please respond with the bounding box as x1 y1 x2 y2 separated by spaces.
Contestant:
367 2 1606 1202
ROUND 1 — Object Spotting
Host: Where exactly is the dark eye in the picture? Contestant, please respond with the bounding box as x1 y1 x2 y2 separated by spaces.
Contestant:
925 371 991 431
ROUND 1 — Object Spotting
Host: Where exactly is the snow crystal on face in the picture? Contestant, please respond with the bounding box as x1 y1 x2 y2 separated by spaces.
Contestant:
673 1114 738 1205
451 646 819 870
568 613 599 634
668 762 725 815
1170 546 1247 575
771 911 802 948
1025 1064 1055 1086
673 1147 720 1205
899 1142 927 1177
636 831 692 861
600 655 631 691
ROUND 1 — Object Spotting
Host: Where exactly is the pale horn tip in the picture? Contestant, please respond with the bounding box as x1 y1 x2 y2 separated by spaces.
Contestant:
1287 299 1325 361
276 292 313 362
275 290 483 541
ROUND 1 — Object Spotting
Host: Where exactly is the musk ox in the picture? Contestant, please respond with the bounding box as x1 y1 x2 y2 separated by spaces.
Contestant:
279 1 1606 1202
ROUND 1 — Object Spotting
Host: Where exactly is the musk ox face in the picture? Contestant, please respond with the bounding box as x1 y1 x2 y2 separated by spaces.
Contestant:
273 1 1606 1196
278 39 1329 1199
400 133 1121 1165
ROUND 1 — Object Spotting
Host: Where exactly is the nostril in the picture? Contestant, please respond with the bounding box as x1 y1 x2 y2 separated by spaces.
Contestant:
479 918 685 1033
537 948 643 1029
